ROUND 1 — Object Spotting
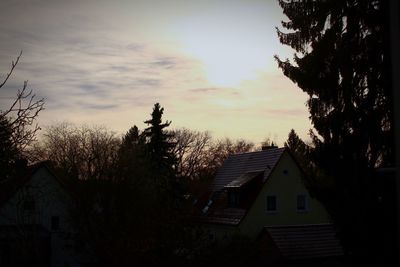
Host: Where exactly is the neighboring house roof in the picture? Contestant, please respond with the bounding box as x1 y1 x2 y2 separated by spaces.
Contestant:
0 161 72 208
199 147 286 225
263 224 344 260
212 147 285 192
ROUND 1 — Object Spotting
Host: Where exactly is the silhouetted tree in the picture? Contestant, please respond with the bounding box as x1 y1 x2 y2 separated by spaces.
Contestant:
0 117 19 180
169 128 212 180
0 52 44 179
284 129 309 168
34 123 120 180
276 0 393 263
0 52 44 153
115 125 147 181
143 103 178 195
144 103 176 165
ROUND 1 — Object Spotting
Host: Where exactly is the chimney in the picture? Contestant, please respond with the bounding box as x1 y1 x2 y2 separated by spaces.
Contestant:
261 142 278 151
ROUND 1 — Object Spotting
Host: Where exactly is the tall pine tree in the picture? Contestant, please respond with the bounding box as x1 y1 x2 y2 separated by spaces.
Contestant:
143 103 176 173
276 0 393 263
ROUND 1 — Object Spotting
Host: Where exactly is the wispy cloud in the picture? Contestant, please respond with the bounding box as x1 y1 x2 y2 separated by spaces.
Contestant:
0 0 311 145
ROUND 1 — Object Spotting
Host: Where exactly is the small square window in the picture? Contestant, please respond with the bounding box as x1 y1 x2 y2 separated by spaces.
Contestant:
51 216 60 231
297 194 308 212
266 195 277 212
23 199 35 211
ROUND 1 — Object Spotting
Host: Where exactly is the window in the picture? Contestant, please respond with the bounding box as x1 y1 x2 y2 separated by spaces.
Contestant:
23 199 35 211
208 230 215 242
51 216 60 231
266 195 277 212
228 190 238 208
297 194 308 212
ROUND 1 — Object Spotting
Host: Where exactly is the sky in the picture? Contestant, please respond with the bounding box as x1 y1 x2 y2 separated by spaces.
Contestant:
0 0 312 146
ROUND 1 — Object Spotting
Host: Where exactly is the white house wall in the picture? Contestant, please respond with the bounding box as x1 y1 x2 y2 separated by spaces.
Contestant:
0 167 82 267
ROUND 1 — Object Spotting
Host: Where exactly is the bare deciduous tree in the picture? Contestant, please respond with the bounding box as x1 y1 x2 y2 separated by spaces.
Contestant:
170 128 254 182
170 128 212 179
34 122 120 180
0 51 45 152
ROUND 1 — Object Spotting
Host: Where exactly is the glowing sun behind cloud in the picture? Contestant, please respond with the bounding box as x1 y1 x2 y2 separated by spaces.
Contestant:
171 2 278 87
0 0 312 146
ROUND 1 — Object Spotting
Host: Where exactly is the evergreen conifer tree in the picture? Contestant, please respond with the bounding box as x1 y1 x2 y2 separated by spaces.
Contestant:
276 0 393 262
143 103 176 175
0 117 20 180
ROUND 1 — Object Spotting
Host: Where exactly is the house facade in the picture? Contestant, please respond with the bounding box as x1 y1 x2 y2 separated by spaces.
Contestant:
197 147 342 262
0 162 86 267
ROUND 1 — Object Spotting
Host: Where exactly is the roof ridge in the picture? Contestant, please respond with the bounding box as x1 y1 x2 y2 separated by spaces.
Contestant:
265 223 335 228
229 147 285 157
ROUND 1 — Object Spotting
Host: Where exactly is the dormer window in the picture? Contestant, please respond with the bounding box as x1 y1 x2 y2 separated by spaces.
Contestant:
225 171 263 208
228 190 239 208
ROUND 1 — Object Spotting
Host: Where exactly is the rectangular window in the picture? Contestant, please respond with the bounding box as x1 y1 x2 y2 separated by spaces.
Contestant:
297 194 308 212
266 195 277 212
51 216 60 231
228 190 238 207
23 199 35 211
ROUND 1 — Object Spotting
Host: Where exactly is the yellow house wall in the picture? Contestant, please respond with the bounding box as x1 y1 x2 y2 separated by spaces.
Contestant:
239 151 331 239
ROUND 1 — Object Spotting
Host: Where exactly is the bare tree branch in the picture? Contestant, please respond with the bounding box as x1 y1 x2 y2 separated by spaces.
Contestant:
0 52 45 152
0 51 22 88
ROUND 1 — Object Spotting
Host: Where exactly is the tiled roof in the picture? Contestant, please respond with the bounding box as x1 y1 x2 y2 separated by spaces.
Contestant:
264 224 344 260
225 171 263 188
197 208 246 225
198 148 285 225
212 147 285 192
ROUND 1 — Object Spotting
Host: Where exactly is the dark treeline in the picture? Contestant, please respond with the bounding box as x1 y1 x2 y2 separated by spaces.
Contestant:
0 52 263 265
1 0 396 265
10 103 256 266
278 0 395 265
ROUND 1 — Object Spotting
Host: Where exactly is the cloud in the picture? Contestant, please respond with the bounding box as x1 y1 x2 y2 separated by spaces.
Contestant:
189 88 218 93
126 43 146 51
79 103 119 110
263 108 309 118
0 0 312 146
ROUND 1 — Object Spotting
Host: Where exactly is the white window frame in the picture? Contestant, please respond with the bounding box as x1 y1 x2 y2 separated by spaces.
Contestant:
266 195 278 213
296 194 309 212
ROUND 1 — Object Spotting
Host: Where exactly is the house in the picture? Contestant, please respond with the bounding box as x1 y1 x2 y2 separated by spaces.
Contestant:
197 147 343 263
0 161 89 267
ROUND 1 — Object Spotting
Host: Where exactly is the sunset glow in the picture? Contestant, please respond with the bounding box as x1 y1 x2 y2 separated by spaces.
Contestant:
0 0 312 145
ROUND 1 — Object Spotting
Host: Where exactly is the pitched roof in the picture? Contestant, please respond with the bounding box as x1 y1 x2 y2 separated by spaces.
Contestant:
264 224 344 260
0 161 73 208
199 148 286 225
196 207 246 225
212 147 285 192
225 171 263 188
